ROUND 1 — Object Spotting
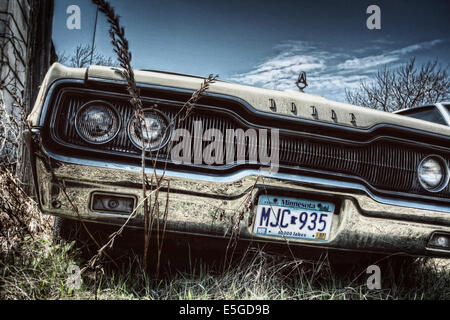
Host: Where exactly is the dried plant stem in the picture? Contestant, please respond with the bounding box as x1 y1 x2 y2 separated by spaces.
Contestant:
156 180 170 279
222 175 260 275
92 0 218 275
178 74 219 123
92 0 153 271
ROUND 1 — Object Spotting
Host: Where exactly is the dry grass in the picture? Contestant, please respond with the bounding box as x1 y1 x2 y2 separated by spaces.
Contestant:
0 234 79 300
0 169 52 256
2 232 449 300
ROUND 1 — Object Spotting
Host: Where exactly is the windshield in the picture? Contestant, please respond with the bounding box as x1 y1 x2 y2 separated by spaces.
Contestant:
52 0 450 103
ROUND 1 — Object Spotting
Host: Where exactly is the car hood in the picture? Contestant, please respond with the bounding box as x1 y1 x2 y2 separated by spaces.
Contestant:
28 63 450 137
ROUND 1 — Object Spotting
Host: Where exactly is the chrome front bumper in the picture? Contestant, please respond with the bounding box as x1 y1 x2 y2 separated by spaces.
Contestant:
33 146 450 258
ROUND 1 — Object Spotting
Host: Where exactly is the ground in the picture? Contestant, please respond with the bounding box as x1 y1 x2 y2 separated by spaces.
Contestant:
1 216 449 300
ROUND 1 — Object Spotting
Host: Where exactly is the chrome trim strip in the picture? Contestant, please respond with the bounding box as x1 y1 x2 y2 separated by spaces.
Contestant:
436 103 450 126
38 79 85 127
42 148 450 214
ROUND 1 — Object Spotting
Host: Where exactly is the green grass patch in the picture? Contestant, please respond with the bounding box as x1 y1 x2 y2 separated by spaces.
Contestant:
1 235 449 300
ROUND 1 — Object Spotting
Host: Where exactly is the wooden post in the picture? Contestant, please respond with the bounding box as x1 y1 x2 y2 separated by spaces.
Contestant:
26 0 55 109
20 0 54 195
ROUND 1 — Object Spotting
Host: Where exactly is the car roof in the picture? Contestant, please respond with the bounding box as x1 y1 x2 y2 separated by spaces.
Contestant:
394 102 450 114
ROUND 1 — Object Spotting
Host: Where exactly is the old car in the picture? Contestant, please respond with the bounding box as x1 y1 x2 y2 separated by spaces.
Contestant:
25 63 450 259
395 103 450 127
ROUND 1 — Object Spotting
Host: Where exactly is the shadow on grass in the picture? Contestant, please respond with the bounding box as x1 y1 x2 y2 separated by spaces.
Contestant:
2 220 449 300
49 221 450 300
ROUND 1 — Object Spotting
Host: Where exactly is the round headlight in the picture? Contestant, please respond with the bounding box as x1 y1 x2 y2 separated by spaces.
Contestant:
75 101 120 144
128 109 170 151
417 155 449 192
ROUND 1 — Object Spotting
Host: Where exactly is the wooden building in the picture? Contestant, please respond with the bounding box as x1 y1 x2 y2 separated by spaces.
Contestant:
0 0 54 192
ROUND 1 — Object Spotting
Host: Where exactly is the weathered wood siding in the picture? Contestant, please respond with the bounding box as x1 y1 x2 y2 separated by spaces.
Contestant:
0 0 54 193
1 0 54 111
0 0 31 112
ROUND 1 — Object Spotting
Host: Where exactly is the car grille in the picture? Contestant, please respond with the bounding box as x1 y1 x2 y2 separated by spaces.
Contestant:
50 89 450 199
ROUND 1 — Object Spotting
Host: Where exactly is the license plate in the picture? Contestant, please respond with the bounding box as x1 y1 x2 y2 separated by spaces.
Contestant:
252 195 334 241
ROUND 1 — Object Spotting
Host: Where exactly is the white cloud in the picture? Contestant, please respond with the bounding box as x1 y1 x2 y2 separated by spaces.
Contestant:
233 42 326 87
228 39 445 102
337 39 444 71
337 54 399 71
392 39 442 55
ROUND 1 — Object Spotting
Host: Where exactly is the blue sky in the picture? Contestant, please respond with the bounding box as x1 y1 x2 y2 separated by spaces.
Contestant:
52 0 450 102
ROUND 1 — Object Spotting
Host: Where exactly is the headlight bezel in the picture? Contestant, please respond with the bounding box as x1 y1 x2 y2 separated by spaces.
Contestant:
74 100 121 145
417 155 449 193
127 108 172 152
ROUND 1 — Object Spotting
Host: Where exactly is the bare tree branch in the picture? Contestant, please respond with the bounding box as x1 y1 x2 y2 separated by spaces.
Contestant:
346 58 450 112
57 44 119 68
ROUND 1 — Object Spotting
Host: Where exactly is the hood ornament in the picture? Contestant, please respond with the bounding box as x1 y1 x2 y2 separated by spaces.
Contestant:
296 71 308 92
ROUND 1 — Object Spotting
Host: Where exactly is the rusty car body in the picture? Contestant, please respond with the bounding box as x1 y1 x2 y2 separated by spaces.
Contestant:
25 63 450 259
